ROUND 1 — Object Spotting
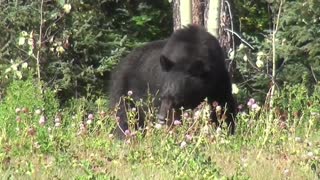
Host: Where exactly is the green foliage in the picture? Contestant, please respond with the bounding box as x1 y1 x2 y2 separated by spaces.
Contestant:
234 1 270 34
0 0 172 101
277 0 320 89
233 41 271 103
0 76 59 137
232 1 276 103
273 84 320 135
233 0 320 103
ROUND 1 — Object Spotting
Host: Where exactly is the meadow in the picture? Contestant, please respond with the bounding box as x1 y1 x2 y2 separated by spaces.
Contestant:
0 78 319 179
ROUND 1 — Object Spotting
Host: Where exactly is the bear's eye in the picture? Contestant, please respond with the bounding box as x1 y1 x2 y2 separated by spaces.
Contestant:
160 55 174 71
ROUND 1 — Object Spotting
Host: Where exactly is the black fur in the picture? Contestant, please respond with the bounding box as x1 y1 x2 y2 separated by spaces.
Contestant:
109 25 236 138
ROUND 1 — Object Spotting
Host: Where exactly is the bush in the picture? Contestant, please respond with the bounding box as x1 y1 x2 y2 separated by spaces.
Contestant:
0 76 59 137
277 0 320 91
0 0 172 102
233 0 320 103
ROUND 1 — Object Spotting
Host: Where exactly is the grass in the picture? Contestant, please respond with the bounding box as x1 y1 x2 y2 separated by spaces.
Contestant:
0 79 319 179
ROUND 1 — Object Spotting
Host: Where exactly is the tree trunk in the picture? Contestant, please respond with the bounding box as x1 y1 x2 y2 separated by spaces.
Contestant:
219 0 237 74
192 0 204 25
172 0 237 74
219 0 236 57
172 0 181 31
204 0 237 73
173 0 192 31
204 0 221 38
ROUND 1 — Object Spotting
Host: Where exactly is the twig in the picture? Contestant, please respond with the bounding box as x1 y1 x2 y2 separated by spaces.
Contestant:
258 0 283 159
224 0 236 71
43 15 65 38
36 0 44 94
224 28 255 50
269 0 283 108
310 66 318 83
0 35 11 53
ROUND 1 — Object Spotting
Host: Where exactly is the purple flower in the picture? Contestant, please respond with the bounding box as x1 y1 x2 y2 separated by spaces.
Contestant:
251 103 261 111
237 104 244 112
183 112 189 119
173 120 182 126
180 141 187 149
39 115 46 126
247 98 255 107
185 134 193 141
88 113 94 120
124 129 131 136
212 101 219 108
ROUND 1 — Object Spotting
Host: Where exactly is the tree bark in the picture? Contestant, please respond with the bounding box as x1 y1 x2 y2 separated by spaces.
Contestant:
220 0 237 75
219 0 235 57
204 0 221 38
192 0 204 25
172 0 181 31
172 0 237 75
173 0 192 31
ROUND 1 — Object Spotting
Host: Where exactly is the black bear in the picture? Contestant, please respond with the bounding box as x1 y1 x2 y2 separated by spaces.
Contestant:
109 25 236 138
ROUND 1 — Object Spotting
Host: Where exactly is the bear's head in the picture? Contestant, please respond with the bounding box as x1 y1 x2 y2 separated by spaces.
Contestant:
157 55 212 124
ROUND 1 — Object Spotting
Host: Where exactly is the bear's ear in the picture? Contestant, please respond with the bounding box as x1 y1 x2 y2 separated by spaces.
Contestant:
160 55 174 71
188 61 208 77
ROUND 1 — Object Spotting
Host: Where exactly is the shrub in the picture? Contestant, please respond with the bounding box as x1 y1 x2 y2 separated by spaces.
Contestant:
0 76 59 137
0 0 172 102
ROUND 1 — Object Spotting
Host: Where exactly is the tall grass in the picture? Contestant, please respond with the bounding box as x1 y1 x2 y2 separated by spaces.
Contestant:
0 79 319 179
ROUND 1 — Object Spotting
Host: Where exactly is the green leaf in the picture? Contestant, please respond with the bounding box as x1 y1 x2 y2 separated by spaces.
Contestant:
28 48 33 56
16 71 22 79
5 67 11 74
21 62 28 69
18 37 25 46
57 0 65 7
11 63 18 71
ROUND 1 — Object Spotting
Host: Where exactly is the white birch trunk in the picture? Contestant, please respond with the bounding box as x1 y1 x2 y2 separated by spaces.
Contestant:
205 0 221 37
179 0 192 29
